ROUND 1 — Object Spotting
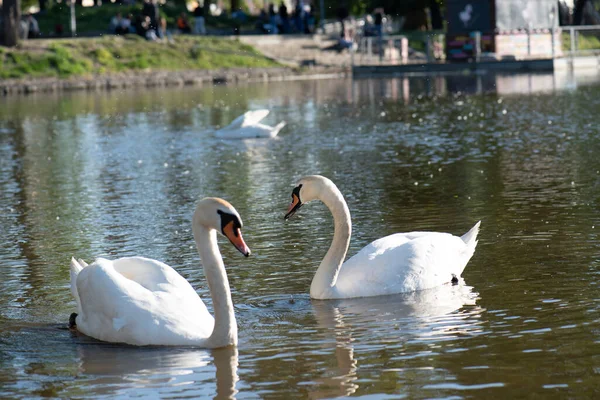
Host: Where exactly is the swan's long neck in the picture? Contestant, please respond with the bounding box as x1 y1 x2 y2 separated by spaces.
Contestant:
194 225 237 348
311 184 352 299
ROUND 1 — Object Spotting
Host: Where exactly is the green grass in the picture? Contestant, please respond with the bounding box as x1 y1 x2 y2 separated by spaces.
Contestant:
561 31 600 52
0 35 280 79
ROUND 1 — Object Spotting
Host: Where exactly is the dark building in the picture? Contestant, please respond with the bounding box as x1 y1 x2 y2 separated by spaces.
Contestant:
445 0 561 61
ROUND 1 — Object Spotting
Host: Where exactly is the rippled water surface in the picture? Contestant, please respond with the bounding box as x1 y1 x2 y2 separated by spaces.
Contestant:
1 71 600 399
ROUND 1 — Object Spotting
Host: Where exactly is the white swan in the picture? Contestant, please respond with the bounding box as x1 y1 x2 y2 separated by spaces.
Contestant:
214 109 286 139
69 197 250 347
284 175 480 300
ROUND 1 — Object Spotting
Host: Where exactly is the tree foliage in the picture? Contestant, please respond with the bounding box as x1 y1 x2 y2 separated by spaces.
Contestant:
325 0 442 16
322 0 445 31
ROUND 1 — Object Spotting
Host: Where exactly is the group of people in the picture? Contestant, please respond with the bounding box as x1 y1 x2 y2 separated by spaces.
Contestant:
258 1 315 35
108 0 167 40
109 11 168 41
107 0 318 39
14 13 41 40
109 1 207 40
109 0 166 41
331 7 385 53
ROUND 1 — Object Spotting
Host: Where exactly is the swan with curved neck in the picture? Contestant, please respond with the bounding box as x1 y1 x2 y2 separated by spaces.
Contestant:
69 197 250 347
285 175 480 300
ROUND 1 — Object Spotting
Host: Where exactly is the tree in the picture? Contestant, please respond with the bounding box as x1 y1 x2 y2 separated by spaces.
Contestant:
429 0 443 30
325 0 433 19
1 0 21 47
573 0 587 24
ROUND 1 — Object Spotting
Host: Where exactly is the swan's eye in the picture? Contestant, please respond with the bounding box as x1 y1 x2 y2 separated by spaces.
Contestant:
218 210 242 235
291 184 302 201
285 184 303 220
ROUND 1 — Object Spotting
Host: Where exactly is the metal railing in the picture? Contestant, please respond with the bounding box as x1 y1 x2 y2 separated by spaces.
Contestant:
320 15 399 38
350 25 600 66
357 36 407 65
351 33 444 66
562 25 600 56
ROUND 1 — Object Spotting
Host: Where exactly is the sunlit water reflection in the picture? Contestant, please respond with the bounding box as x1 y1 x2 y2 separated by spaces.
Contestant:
1 70 600 398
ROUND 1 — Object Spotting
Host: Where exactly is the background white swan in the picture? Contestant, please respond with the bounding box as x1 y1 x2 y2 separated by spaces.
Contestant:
214 109 286 139
284 175 480 300
69 197 250 347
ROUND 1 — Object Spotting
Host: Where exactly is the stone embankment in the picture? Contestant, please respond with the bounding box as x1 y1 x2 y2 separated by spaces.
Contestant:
0 66 347 95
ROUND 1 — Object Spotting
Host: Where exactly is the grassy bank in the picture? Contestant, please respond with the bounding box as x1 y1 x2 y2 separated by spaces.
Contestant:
0 35 280 80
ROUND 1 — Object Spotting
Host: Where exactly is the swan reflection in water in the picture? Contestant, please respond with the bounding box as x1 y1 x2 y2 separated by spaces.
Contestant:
73 340 238 399
308 281 483 398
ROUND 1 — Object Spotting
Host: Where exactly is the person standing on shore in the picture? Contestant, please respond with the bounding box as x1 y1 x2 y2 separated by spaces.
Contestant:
374 7 383 38
374 7 384 59
142 0 160 35
193 3 206 35
268 3 278 34
278 2 289 34
177 12 192 34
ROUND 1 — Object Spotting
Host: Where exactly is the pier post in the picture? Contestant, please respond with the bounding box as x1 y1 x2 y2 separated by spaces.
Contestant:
473 31 481 62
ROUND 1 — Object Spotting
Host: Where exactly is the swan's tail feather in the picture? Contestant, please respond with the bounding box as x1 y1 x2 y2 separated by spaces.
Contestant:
271 121 286 137
70 257 85 312
455 221 481 278
461 221 481 249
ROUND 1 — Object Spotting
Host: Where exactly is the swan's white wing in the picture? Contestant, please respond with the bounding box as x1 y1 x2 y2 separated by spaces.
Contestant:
111 256 194 293
222 113 246 130
75 257 213 346
256 121 286 138
222 109 269 130
335 232 473 298
239 109 269 127
214 111 285 139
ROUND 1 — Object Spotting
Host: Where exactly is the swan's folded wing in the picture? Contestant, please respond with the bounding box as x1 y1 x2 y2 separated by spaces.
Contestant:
111 256 193 293
337 232 466 296
75 258 212 345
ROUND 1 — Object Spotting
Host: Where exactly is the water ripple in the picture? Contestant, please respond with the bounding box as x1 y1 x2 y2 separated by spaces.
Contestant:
1 75 600 398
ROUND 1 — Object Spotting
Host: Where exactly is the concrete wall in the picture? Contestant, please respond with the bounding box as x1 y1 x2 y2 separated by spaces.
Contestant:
554 55 600 70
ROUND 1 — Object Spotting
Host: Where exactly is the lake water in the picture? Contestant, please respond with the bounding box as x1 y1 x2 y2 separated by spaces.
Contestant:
1 70 599 399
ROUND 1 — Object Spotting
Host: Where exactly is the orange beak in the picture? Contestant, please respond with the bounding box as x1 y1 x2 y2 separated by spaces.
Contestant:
223 221 251 257
284 193 302 220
